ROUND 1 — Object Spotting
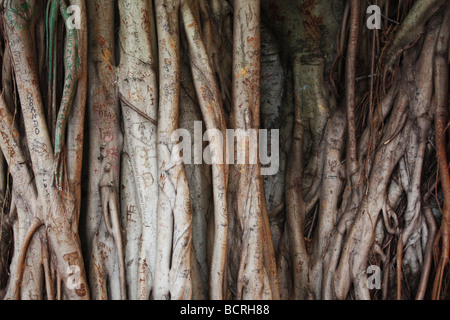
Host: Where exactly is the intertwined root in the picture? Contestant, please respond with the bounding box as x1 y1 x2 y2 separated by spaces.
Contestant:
263 0 449 300
1 0 449 301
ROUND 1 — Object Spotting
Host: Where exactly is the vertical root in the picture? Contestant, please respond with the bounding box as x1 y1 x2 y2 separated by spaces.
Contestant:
13 217 43 300
99 165 127 300
416 207 437 299
180 0 229 300
41 237 54 300
432 5 450 299
396 239 404 299
345 0 361 188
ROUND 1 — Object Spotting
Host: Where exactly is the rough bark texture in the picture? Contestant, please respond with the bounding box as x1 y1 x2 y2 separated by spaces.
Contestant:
0 0 449 301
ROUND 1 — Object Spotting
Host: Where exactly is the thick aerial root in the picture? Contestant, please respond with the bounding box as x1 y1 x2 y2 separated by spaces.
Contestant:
310 109 346 299
154 0 179 300
117 0 159 300
53 0 80 154
5 1 90 300
66 0 88 230
0 0 447 302
396 239 404 300
85 0 122 300
13 217 43 300
227 0 279 300
155 0 194 300
345 0 361 189
120 154 141 300
47 0 81 190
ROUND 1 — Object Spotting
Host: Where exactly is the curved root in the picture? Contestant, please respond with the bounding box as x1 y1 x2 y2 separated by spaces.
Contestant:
13 217 44 300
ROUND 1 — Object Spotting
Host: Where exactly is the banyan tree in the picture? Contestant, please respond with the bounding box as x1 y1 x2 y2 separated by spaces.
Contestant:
0 0 449 300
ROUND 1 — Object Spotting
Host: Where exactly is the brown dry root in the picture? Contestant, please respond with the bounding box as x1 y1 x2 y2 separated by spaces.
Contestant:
274 69 295 300
40 236 54 300
178 56 211 299
283 57 314 299
344 0 361 193
0 94 42 300
154 0 194 300
432 4 450 300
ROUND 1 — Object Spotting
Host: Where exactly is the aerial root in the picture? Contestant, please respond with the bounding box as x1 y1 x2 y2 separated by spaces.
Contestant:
13 217 44 300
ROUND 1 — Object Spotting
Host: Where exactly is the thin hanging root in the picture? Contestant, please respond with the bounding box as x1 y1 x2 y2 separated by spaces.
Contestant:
56 273 62 300
433 226 450 300
396 239 404 300
5 0 88 301
13 217 44 300
433 230 443 263
99 167 126 300
432 5 450 300
103 188 126 299
231 0 278 300
385 0 445 72
108 193 127 300
345 0 361 187
41 238 55 300
416 207 437 300
118 93 158 126
432 238 449 300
